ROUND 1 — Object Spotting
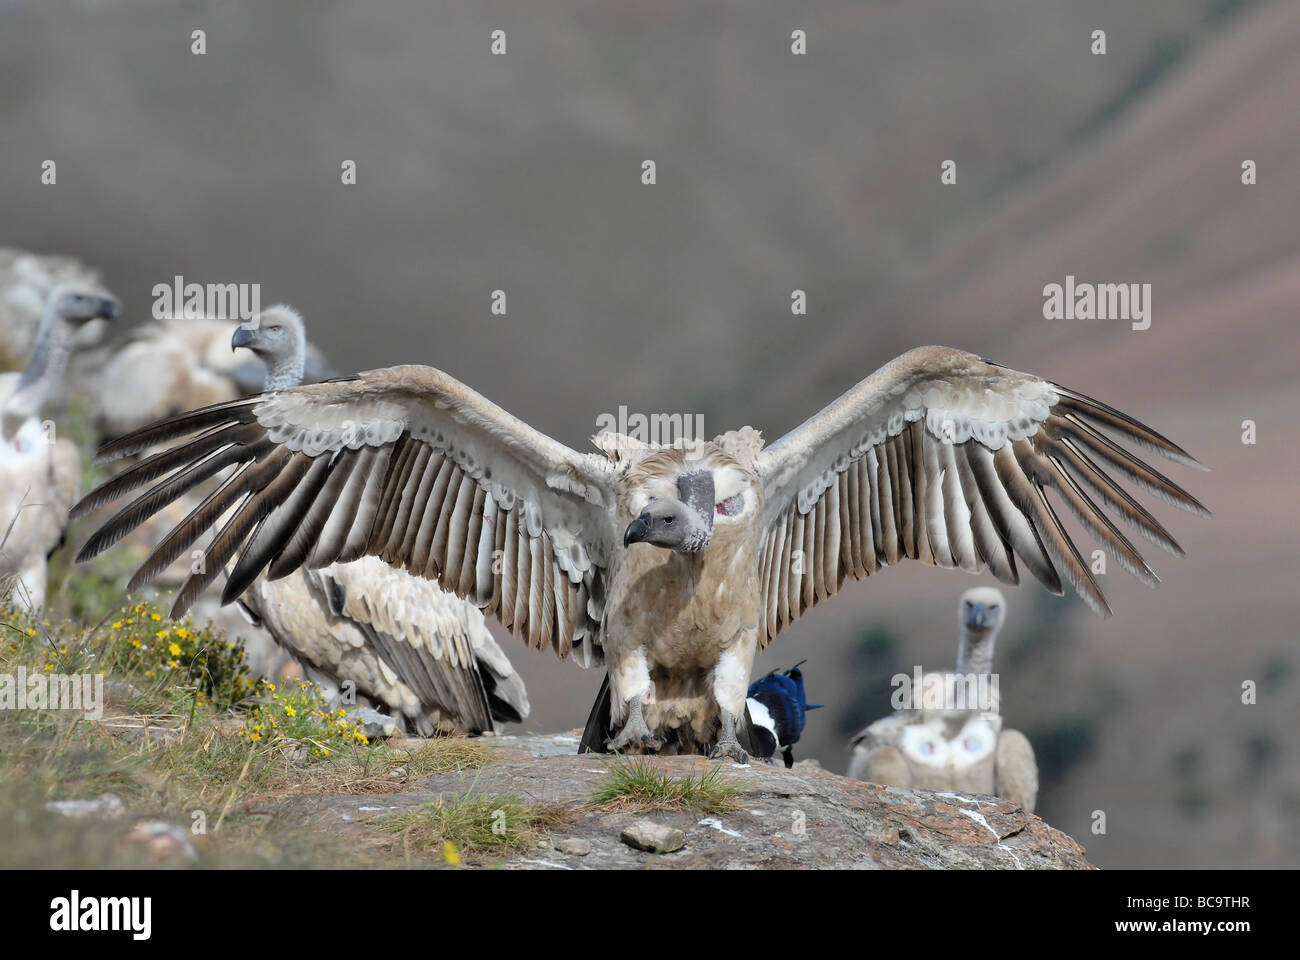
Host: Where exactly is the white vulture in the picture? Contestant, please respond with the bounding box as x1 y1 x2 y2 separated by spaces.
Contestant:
847 587 1039 811
225 307 529 735
1 286 120 609
93 314 335 439
72 344 1208 761
0 249 112 363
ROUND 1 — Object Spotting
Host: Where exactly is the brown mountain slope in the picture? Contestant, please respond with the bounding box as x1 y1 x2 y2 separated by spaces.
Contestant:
767 1 1300 868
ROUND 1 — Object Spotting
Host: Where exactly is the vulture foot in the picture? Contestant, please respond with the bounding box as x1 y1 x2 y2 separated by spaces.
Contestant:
605 727 665 752
605 712 665 753
709 738 750 764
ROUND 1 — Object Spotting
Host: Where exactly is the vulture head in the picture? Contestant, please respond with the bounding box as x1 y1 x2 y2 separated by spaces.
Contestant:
617 440 764 556
231 304 303 359
960 586 1005 634
230 305 306 389
956 586 1005 679
50 285 120 325
624 469 716 552
2 284 120 441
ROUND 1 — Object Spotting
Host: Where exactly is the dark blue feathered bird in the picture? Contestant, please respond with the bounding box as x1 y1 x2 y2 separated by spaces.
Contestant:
745 661 821 767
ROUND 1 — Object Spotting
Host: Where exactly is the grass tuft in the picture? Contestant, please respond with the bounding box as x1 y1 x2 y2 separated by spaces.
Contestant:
588 756 741 814
0 598 505 867
378 790 570 861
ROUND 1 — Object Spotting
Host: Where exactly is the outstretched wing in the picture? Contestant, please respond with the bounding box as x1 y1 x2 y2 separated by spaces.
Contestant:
74 365 618 666
756 346 1208 646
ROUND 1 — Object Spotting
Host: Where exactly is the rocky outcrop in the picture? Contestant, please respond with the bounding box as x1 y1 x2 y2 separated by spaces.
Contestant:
292 732 1094 870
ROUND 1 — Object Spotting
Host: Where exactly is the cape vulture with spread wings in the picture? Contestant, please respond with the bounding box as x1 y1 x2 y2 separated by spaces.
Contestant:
73 345 1207 761
226 305 529 736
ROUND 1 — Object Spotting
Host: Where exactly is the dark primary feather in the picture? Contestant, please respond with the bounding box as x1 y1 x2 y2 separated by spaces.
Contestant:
578 675 613 755
91 397 261 465
73 389 603 663
758 375 1208 643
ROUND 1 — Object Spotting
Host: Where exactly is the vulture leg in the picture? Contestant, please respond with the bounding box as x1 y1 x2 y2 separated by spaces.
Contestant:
708 632 757 763
709 708 750 764
605 695 664 752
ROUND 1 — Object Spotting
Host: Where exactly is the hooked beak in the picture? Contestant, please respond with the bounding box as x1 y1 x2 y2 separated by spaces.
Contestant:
96 296 121 321
623 514 650 547
966 604 987 630
231 326 255 351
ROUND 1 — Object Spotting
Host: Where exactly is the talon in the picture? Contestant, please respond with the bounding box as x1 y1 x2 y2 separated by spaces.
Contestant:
604 731 634 753
606 721 664 753
709 738 749 764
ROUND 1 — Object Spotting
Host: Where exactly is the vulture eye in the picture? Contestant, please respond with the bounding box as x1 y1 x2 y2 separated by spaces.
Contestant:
663 516 674 525
268 325 282 333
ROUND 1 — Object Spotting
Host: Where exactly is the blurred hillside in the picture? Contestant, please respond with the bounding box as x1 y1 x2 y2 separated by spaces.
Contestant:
2 0 1296 867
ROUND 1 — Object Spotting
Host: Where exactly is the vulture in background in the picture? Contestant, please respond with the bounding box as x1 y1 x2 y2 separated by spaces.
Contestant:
73 344 1208 761
0 249 111 364
847 587 1038 811
93 314 335 439
224 307 529 735
1 285 120 609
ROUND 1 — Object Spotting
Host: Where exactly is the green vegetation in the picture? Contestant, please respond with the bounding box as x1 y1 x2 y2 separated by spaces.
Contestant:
1243 731 1279 781
1024 714 1101 784
379 790 571 863
1176 785 1210 819
587 756 741 814
0 600 502 868
1075 34 1192 140
1171 744 1202 778
834 622 907 738
1205 0 1264 26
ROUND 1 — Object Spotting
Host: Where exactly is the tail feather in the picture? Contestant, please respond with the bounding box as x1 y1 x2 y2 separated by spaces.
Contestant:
737 703 762 758
578 674 611 754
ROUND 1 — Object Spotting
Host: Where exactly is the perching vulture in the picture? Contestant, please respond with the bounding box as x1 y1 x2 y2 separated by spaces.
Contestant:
221 306 529 734
848 587 1038 810
93 313 335 439
72 345 1207 760
2 285 120 609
